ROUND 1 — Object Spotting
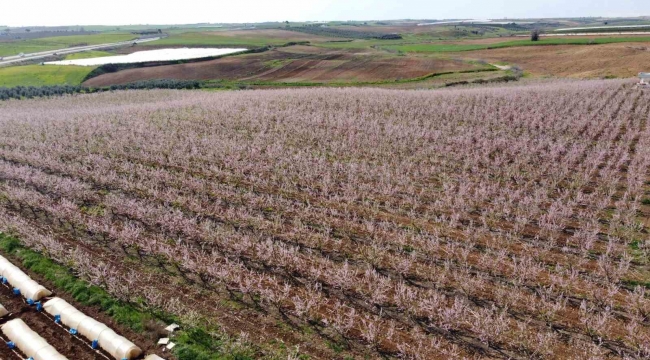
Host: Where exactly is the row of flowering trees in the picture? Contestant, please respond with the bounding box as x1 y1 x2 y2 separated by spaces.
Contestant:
0 80 648 358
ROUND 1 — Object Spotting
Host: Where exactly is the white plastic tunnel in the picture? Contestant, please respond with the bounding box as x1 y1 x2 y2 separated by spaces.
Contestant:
0 255 51 301
43 297 142 360
1 318 68 360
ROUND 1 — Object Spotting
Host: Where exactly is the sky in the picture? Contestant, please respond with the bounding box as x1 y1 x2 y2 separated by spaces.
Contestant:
1 0 649 27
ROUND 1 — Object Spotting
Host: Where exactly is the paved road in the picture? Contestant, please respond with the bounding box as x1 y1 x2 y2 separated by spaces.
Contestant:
0 37 161 67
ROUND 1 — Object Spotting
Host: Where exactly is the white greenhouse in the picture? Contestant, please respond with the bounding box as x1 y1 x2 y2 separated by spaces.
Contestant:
0 255 51 301
43 297 142 360
1 319 68 360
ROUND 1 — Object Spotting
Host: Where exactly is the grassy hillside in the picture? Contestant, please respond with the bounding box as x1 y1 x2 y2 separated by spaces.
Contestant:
0 64 94 87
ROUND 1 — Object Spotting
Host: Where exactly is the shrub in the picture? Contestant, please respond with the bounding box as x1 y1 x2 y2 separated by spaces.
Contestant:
531 29 541 41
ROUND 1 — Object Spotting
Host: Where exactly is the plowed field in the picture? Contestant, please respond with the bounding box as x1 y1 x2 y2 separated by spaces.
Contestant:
454 42 650 78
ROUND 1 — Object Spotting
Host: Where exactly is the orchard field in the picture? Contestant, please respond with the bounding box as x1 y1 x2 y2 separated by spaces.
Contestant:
0 81 649 359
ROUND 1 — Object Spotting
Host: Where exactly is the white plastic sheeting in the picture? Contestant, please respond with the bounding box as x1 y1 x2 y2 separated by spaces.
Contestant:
1 319 68 360
0 303 8 318
43 297 142 360
0 255 51 301
144 355 166 360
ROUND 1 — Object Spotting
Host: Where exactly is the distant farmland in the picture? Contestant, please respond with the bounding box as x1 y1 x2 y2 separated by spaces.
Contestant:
0 81 648 359
383 36 650 53
82 45 489 87
452 42 650 78
0 64 94 87
0 33 136 57
143 29 338 48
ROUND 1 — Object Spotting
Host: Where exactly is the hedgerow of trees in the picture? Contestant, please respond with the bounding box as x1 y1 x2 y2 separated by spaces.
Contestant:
0 80 202 101
0 85 82 101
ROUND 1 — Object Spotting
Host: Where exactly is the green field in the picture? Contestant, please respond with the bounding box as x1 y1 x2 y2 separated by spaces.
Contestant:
0 64 94 87
0 33 136 57
384 43 488 52
554 25 650 33
384 36 650 53
317 32 650 52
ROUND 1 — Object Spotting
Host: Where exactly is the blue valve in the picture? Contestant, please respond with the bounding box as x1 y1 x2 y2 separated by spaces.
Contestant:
35 302 43 312
54 314 61 323
1 277 6 284
26 298 34 305
92 339 99 349
69 328 78 335
6 341 15 349
12 288 19 296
